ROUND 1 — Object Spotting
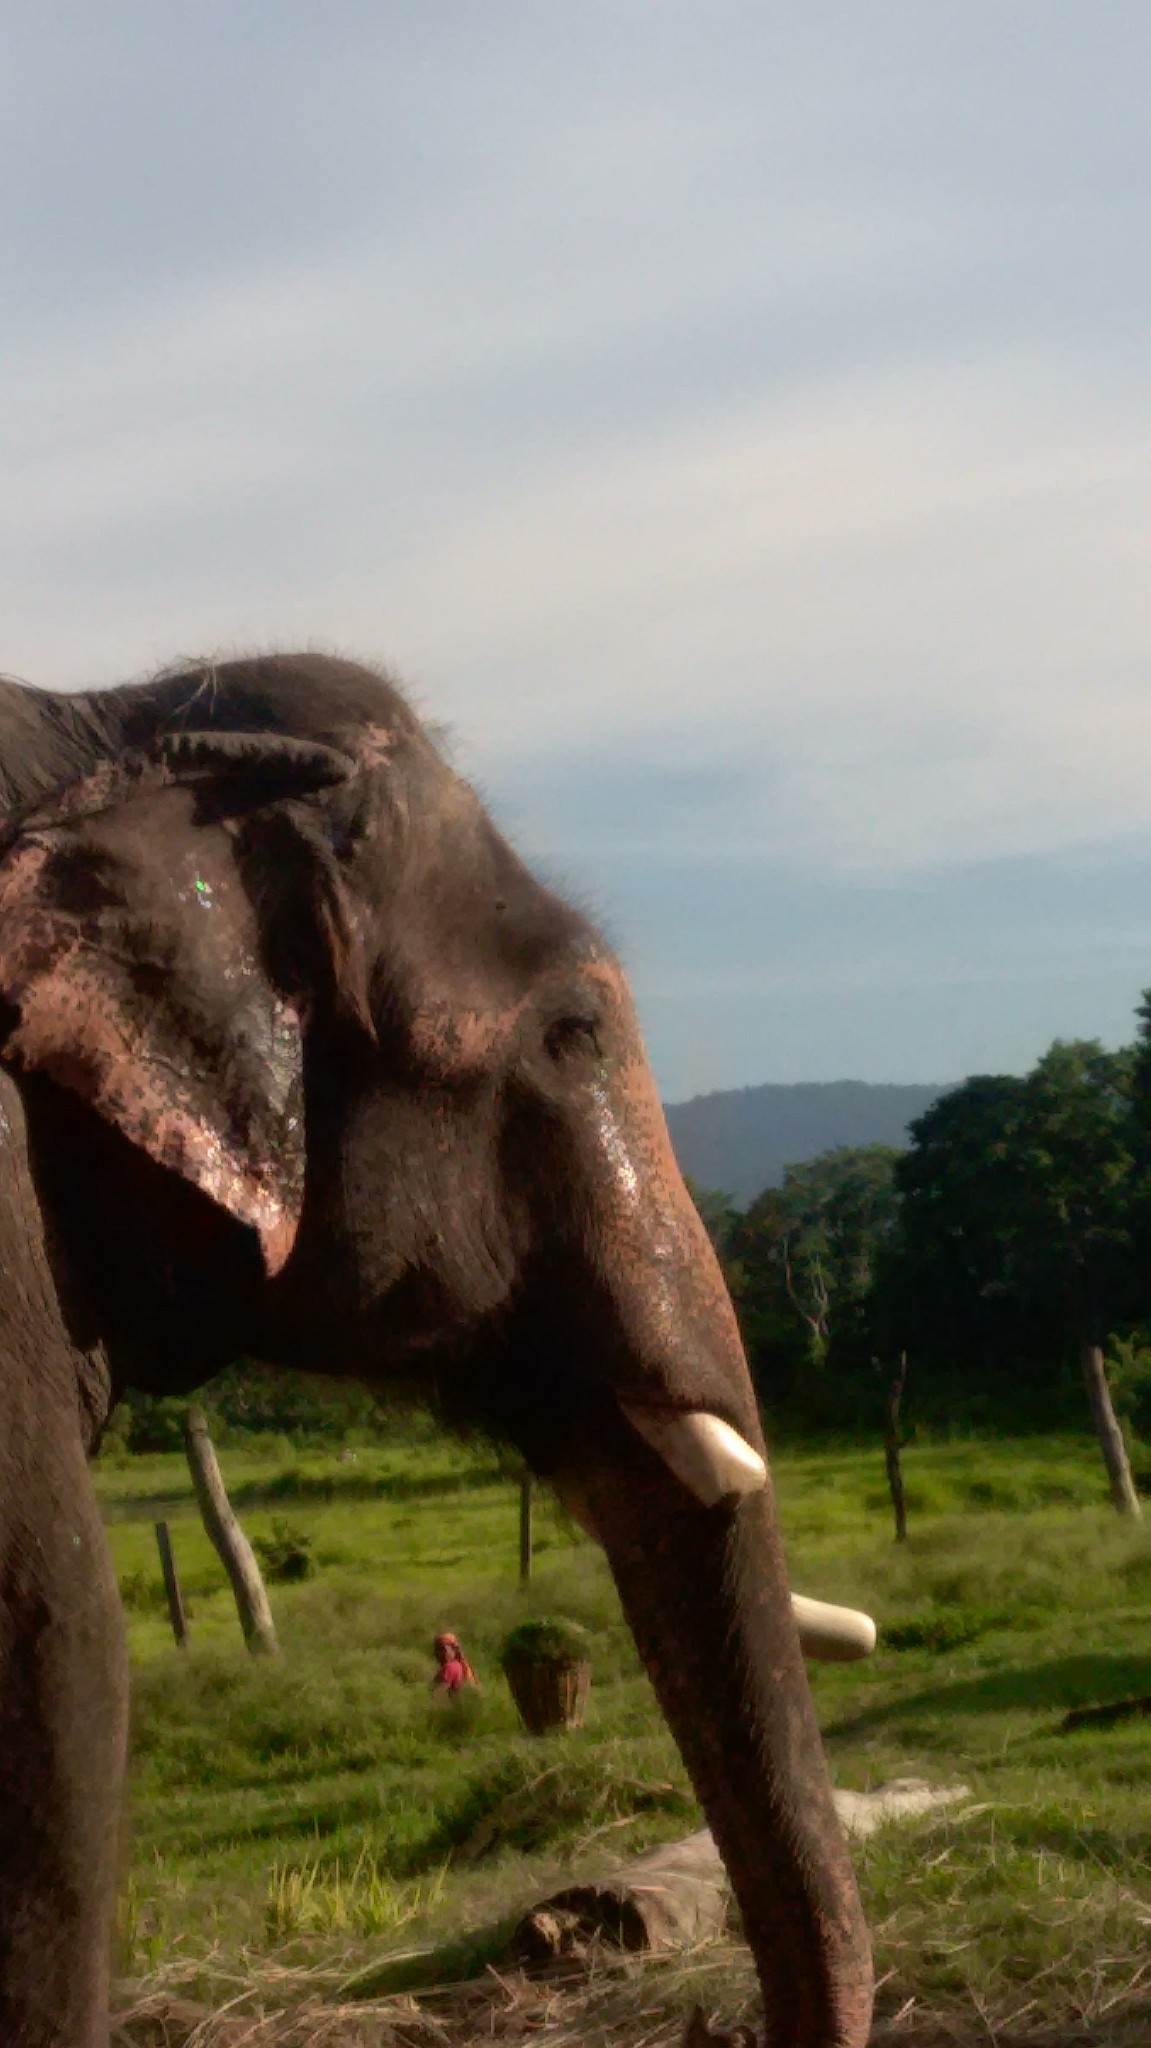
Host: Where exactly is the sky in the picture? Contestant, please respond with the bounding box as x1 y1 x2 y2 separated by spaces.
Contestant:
4 4 1151 1100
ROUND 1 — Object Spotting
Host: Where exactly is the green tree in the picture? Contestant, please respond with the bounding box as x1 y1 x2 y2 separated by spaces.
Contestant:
1019 1041 1140 1512
724 1184 811 1421
775 1146 901 1363
876 1042 1142 1507
721 1147 900 1430
1016 1040 1136 1336
1125 988 1151 1280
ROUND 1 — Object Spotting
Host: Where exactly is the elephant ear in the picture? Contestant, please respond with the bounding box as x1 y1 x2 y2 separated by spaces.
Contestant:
0 751 346 1275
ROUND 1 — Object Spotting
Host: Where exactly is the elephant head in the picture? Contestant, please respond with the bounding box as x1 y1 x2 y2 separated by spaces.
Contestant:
0 655 873 2047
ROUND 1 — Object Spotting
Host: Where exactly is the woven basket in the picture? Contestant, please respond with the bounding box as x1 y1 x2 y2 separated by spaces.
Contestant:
503 1654 591 1734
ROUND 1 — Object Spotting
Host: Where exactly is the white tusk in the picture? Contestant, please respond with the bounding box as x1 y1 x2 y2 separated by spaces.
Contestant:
619 1403 768 1508
791 1592 877 1663
558 1412 873 1662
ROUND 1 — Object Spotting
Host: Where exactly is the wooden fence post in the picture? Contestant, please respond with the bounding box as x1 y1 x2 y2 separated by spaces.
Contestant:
519 1472 533 1584
884 1352 910 1543
154 1520 190 1648
1082 1341 1143 1518
183 1408 279 1653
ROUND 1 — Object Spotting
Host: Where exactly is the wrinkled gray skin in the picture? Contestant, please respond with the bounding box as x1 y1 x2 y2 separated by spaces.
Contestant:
0 655 872 2048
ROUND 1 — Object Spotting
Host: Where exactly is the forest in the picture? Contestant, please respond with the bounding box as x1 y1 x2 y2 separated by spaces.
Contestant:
691 989 1151 1449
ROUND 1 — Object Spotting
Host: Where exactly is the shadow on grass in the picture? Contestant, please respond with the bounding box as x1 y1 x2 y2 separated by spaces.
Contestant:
102 1464 511 1522
826 1653 1151 1737
145 1782 401 1853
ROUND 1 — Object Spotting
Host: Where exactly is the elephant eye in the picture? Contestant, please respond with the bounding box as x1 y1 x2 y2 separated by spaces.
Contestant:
544 1014 602 1063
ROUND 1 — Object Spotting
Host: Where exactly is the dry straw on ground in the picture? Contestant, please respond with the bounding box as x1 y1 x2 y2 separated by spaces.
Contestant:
112 1942 1151 2048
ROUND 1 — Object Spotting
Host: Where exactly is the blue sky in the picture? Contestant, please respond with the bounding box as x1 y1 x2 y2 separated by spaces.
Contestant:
5 5 1151 1099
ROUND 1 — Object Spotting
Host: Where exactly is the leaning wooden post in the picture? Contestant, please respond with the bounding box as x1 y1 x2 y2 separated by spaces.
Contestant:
1081 1341 1143 1519
183 1408 280 1652
884 1352 910 1543
519 1472 534 1585
154 1520 190 1648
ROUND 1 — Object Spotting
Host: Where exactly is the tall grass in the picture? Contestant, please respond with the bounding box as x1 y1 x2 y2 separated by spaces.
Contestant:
99 1431 1151 2041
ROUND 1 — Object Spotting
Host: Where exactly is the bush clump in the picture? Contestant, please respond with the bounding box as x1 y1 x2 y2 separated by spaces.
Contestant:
252 1517 315 1583
499 1616 592 1667
884 1606 1009 1654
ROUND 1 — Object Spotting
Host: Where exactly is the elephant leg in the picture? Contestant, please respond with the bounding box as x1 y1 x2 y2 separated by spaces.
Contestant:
0 1406 128 2048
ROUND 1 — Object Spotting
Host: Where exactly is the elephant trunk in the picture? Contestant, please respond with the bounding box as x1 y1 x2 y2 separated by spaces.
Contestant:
583 1425 873 2048
512 970 873 2039
550 990 873 2044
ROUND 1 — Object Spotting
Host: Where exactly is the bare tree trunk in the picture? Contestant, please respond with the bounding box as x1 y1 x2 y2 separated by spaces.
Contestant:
884 1352 910 1543
783 1240 831 1355
183 1408 279 1652
1081 1341 1142 1519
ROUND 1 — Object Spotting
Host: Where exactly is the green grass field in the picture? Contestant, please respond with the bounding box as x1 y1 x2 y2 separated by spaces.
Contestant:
98 1430 1151 2043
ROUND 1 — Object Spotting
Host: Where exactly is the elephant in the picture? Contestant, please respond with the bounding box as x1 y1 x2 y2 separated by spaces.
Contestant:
0 652 874 2048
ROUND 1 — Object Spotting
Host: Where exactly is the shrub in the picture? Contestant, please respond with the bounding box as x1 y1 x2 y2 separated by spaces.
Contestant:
499 1616 591 1667
253 1518 315 1583
118 1568 170 1614
884 1606 1009 1653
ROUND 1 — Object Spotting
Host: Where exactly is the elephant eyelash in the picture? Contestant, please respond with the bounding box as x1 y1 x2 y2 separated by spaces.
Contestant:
543 1016 602 1062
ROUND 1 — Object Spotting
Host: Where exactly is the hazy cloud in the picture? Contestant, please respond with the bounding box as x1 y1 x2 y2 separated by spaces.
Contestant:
4 3 1150 1088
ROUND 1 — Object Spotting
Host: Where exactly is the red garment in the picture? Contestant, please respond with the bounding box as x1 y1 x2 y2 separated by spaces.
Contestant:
432 1632 477 1693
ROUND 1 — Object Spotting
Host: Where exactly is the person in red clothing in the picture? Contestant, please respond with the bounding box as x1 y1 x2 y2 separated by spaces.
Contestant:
431 1631 479 1698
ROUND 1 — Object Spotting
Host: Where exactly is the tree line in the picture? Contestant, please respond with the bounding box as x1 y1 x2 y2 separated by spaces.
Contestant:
690 992 1151 1462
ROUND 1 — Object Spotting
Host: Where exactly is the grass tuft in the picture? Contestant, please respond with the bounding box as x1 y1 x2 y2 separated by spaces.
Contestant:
263 1849 447 1943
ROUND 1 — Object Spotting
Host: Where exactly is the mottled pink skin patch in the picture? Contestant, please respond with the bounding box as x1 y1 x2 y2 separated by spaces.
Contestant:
353 724 396 772
570 959 760 1443
14 751 157 837
0 808 305 1277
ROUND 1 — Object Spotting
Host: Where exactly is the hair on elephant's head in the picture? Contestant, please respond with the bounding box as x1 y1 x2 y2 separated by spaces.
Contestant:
0 654 873 2046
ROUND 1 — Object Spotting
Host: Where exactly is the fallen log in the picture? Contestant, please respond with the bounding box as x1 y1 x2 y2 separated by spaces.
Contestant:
512 1777 972 1963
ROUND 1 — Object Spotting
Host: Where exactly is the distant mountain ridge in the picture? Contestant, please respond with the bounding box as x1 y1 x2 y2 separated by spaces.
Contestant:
663 1080 949 1206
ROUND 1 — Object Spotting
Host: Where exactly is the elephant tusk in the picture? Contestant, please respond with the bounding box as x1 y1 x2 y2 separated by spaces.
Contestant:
554 1442 876 1661
618 1403 768 1508
790 1592 877 1663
